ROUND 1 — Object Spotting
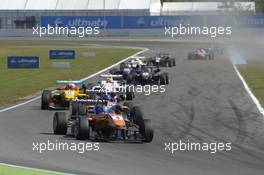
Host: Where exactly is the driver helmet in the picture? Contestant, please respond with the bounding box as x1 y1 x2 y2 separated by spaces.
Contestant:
106 76 113 82
95 105 110 114
66 83 76 90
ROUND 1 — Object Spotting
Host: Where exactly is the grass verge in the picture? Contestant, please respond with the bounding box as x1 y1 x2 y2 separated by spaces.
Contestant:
238 64 264 106
0 41 141 106
0 164 59 175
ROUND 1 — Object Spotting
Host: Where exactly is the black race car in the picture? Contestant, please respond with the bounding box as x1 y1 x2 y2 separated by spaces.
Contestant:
126 66 169 85
145 53 176 67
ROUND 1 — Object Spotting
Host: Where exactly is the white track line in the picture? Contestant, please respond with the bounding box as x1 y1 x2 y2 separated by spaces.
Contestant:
0 48 148 113
0 162 73 175
233 64 264 116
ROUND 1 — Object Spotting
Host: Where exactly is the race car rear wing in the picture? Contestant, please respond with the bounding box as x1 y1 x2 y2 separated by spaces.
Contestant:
100 74 123 78
56 80 84 84
73 99 107 105
130 56 146 59
85 89 125 94
100 74 124 81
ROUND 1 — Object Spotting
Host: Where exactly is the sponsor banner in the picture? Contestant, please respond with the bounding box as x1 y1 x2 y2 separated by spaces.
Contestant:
82 52 96 57
7 56 40 69
52 62 70 68
41 16 122 29
41 15 264 29
50 50 75 59
124 16 204 29
124 15 264 28
234 14 264 28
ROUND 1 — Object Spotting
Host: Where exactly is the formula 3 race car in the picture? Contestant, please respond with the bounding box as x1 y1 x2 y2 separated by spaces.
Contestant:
82 74 135 101
41 80 90 110
53 99 154 143
126 66 169 85
188 48 214 60
145 53 176 67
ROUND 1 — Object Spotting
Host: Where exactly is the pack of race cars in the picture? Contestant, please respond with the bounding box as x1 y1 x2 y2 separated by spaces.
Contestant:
42 47 222 143
41 53 177 143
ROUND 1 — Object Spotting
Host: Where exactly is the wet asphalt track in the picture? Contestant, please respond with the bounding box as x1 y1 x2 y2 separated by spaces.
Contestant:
0 40 264 175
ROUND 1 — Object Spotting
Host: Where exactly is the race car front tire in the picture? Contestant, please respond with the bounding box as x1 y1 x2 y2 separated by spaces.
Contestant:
142 119 154 143
75 116 90 140
53 112 68 135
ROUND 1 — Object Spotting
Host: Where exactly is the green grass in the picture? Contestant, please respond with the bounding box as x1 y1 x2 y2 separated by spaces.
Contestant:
0 41 141 106
0 164 59 175
238 64 264 106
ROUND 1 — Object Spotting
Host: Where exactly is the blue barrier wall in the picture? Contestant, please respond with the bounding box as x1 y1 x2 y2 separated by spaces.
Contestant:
41 15 264 29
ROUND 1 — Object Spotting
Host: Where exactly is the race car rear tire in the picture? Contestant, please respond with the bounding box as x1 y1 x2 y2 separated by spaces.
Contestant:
77 103 87 115
142 119 154 143
159 74 166 85
53 112 68 135
71 101 78 116
131 106 144 126
172 59 176 66
126 92 134 100
41 90 51 110
168 60 172 67
165 73 169 85
75 116 90 140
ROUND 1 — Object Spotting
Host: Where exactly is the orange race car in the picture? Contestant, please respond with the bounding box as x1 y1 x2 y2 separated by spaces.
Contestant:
53 99 154 143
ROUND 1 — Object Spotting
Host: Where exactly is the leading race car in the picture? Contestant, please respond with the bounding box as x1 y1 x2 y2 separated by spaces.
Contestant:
41 80 89 110
53 99 154 143
188 48 214 60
